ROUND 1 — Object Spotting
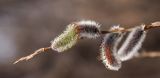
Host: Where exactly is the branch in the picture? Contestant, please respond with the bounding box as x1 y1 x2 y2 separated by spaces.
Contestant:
13 47 51 64
101 21 160 34
137 51 160 58
145 22 160 30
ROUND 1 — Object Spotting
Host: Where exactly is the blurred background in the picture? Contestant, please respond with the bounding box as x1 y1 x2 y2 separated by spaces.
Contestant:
0 0 160 78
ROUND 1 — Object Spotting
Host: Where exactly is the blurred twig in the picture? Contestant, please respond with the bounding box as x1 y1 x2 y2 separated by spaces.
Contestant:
101 21 160 34
138 51 160 58
14 47 51 64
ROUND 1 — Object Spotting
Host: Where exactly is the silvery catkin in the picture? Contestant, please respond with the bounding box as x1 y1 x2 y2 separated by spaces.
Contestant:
117 25 146 61
100 32 123 71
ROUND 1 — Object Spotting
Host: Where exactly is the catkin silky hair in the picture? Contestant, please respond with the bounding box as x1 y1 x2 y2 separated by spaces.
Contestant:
117 25 147 61
100 32 123 71
51 20 101 52
75 20 101 39
51 24 79 52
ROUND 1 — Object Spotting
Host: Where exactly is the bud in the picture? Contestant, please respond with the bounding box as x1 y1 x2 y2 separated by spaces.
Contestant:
100 31 123 71
51 24 79 52
51 20 101 52
75 20 101 39
117 25 147 61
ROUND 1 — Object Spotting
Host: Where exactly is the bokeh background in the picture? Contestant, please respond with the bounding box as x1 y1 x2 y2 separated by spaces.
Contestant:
0 0 160 78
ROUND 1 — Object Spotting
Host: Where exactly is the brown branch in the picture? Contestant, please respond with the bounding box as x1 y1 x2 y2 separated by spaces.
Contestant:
144 22 160 30
13 47 51 64
100 31 110 34
137 51 160 58
101 21 160 34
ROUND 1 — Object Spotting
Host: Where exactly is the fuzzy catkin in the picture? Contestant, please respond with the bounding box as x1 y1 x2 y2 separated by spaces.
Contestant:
100 32 123 71
51 20 101 52
75 20 101 39
117 25 146 61
51 24 79 52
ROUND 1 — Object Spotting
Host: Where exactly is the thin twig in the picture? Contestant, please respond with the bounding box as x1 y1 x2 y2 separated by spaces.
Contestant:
13 47 51 64
137 51 160 58
144 22 160 30
101 21 160 34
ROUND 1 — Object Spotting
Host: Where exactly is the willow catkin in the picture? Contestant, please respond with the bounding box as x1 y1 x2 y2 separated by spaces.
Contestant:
75 20 101 39
100 32 123 71
51 24 79 52
117 25 147 61
51 20 101 52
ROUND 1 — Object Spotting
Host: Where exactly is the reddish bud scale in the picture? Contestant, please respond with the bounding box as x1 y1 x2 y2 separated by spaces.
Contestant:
105 46 113 64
